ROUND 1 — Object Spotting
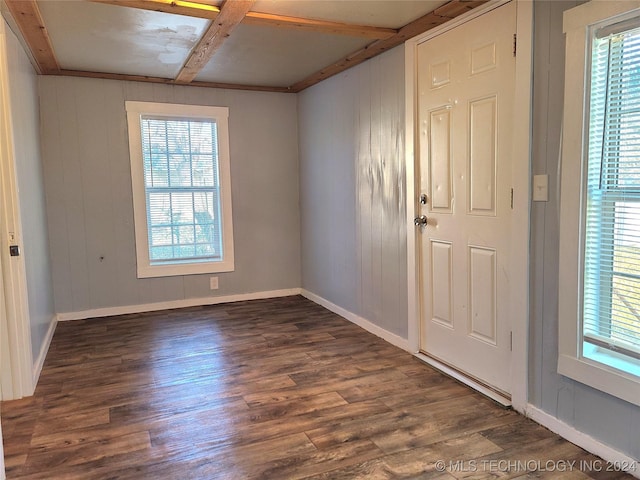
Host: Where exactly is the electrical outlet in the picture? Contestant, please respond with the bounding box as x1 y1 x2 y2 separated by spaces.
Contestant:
209 277 219 290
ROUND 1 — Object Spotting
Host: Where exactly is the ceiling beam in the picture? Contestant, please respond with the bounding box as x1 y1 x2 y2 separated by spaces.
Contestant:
175 0 255 84
242 12 396 40
4 0 60 74
89 0 222 20
289 0 489 93
88 0 396 39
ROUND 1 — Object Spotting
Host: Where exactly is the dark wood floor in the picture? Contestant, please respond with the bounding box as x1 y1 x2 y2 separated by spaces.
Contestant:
1 295 633 479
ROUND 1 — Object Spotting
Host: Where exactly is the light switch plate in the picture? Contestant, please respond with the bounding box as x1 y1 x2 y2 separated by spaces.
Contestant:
533 174 549 202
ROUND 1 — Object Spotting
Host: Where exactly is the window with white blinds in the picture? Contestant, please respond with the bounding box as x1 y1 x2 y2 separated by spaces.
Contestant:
559 2 640 407
141 117 222 263
584 23 640 365
126 102 234 278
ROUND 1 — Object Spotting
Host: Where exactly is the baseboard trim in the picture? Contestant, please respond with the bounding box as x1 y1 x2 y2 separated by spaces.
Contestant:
300 289 410 352
56 288 302 322
524 405 640 479
32 315 57 390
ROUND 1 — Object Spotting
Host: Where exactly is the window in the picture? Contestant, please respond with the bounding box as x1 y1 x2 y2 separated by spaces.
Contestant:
559 2 640 406
126 102 234 278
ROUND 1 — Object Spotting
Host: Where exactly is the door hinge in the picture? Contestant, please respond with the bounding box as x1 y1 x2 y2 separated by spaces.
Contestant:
513 33 517 57
510 331 513 351
510 188 514 209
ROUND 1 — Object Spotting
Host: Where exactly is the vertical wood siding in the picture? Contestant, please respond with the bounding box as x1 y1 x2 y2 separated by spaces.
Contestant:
298 46 407 338
529 0 640 460
38 76 301 314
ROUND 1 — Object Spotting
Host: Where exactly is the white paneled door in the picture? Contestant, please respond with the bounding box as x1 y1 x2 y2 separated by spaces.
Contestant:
417 2 516 396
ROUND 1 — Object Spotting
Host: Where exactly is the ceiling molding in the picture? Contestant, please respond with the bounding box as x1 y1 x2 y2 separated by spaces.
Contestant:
290 0 488 93
57 69 293 93
4 0 60 74
175 0 255 84
88 0 397 39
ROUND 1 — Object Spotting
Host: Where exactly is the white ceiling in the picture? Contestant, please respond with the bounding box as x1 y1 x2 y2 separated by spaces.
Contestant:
10 0 453 90
39 2 210 79
193 24 370 86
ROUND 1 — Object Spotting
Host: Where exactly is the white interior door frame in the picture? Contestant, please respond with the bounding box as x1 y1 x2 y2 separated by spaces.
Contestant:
0 18 34 402
0 404 4 480
0 242 6 480
405 0 533 412
0 417 4 480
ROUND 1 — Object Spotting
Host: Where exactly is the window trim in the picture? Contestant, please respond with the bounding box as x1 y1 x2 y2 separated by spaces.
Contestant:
126 101 234 278
559 1 640 407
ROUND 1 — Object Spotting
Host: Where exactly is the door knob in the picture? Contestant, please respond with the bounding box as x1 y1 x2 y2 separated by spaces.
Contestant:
414 215 428 227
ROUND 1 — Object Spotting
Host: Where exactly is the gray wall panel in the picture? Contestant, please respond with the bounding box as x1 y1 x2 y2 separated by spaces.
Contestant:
530 0 640 460
299 67 359 314
38 77 74 314
39 76 300 313
298 46 407 338
5 23 55 361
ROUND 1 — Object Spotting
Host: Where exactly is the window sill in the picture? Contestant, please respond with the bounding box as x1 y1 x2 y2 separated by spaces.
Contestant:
137 259 235 278
558 353 640 407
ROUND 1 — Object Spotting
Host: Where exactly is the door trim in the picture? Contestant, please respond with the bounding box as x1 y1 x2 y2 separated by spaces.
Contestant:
0 18 34 401
405 0 533 413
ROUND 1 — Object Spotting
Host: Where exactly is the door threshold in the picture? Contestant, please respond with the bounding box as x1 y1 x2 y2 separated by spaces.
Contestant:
415 352 512 407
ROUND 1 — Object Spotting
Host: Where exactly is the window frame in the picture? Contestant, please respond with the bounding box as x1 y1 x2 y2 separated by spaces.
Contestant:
559 1 640 407
126 101 234 278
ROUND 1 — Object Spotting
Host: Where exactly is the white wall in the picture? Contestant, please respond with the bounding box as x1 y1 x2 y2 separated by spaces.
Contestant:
298 46 407 338
4 22 55 364
38 76 301 315
528 0 640 461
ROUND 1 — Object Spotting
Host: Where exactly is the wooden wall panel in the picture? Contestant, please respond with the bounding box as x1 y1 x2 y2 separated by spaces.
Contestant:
298 65 358 314
376 49 406 337
529 0 640 461
38 76 300 315
39 79 72 313
102 80 140 308
73 80 119 308
298 46 407 338
57 80 92 312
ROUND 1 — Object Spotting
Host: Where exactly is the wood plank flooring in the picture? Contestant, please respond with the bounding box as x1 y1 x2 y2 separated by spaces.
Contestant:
1 296 634 479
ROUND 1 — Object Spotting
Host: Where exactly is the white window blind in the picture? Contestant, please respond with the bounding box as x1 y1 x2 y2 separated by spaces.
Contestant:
140 117 223 264
584 24 640 363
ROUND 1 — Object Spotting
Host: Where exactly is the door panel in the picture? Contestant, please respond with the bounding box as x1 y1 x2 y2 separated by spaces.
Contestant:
430 240 453 328
429 108 453 212
417 1 516 395
468 95 497 215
